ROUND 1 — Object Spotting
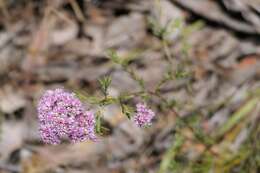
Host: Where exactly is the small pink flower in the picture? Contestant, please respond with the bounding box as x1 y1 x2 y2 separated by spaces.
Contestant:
37 88 96 145
134 103 155 127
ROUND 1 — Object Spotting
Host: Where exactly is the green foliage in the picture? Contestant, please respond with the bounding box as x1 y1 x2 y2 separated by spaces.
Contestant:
95 110 102 134
126 68 145 91
78 12 256 172
155 68 174 92
98 76 112 98
75 90 100 104
165 98 177 109
106 49 121 64
99 96 117 106
121 104 134 119
214 97 259 139
118 92 135 101
148 15 183 40
105 49 221 173
159 133 185 173
180 21 204 39
180 20 203 56
183 113 214 145
191 153 214 173
117 93 135 119
95 112 110 135
223 117 260 173
106 49 136 67
175 66 190 79
215 144 255 173
107 49 145 90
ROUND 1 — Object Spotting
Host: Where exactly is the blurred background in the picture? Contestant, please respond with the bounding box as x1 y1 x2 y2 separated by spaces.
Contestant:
0 0 259 173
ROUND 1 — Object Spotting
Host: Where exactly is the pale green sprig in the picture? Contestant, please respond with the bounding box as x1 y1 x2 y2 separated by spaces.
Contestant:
98 76 112 98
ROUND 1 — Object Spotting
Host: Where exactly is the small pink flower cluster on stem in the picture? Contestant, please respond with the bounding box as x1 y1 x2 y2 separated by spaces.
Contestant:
38 88 156 145
37 89 96 145
134 103 155 127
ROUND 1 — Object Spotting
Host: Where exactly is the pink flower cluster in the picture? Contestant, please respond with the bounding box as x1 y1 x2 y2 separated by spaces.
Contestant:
134 103 155 127
37 88 156 145
37 89 96 145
